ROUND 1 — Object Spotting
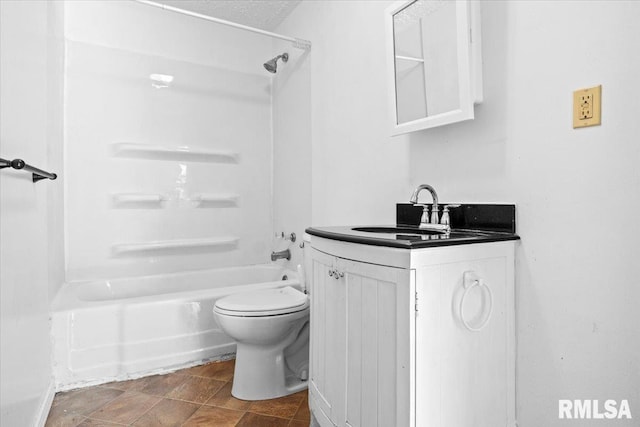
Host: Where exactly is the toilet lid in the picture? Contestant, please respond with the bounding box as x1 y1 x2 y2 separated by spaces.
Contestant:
215 286 309 315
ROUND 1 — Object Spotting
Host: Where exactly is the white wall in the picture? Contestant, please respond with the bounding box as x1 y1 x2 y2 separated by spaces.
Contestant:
278 1 640 426
63 1 277 281
278 1 410 228
0 1 62 424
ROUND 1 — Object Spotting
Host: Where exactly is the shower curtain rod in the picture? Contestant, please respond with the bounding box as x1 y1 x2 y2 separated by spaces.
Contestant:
133 0 311 50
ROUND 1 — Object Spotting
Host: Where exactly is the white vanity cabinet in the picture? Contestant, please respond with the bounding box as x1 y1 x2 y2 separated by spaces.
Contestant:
307 236 516 427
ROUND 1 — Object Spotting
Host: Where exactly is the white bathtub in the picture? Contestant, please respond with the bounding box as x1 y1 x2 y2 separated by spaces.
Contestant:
52 264 299 390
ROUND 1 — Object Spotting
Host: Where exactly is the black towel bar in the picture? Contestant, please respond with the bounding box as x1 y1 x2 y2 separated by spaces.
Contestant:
0 157 57 182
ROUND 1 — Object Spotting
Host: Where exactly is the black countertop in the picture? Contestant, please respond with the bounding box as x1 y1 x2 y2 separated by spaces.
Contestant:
306 204 519 249
305 225 519 249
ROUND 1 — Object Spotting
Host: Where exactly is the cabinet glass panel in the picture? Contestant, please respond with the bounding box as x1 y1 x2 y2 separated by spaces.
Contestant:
393 0 460 124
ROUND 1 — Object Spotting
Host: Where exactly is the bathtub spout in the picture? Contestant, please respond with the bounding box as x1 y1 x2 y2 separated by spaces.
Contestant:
271 249 291 261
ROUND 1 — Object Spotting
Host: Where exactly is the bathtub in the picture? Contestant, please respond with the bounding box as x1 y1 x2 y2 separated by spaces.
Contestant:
52 264 299 390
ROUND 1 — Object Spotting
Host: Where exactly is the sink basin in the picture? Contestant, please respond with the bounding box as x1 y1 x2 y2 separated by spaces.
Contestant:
352 226 445 235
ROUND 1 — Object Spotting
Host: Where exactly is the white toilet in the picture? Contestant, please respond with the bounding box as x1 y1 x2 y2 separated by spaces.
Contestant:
213 286 310 400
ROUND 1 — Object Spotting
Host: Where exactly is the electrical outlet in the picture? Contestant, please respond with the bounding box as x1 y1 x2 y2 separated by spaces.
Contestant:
573 85 601 128
579 93 593 119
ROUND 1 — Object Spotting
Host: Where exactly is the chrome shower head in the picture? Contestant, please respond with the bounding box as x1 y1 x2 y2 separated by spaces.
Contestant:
264 53 289 73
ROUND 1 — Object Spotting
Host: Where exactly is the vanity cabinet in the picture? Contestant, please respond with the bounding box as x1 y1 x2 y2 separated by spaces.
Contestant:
307 237 516 427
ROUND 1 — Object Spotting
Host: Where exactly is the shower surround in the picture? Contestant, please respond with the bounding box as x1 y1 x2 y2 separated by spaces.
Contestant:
54 0 311 387
64 1 276 281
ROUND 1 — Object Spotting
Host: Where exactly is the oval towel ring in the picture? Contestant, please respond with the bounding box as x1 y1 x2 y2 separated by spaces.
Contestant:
460 271 493 332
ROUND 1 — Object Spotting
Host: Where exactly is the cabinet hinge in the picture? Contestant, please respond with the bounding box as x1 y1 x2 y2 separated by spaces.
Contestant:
414 291 419 312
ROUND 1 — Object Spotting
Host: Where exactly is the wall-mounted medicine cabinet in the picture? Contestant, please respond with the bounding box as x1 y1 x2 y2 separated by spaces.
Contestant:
385 0 483 135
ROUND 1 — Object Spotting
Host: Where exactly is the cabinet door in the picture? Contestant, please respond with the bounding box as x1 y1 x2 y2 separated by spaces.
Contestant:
416 255 512 427
338 258 413 427
308 248 346 426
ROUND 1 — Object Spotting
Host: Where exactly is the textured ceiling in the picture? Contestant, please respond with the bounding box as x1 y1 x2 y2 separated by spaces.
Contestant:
154 0 302 31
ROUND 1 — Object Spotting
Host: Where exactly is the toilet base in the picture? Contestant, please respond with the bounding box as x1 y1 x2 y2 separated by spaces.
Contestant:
231 341 308 400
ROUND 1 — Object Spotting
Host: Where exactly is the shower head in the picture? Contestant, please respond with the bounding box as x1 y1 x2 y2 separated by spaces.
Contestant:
264 53 289 74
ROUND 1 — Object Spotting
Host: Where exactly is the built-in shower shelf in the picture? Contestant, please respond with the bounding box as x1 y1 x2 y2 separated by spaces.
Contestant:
112 142 239 163
112 193 166 207
190 194 239 208
395 54 424 63
112 237 239 255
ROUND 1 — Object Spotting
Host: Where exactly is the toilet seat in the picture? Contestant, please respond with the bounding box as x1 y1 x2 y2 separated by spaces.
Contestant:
214 286 309 317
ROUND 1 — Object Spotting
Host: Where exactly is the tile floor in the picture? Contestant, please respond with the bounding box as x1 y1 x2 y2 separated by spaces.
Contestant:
45 359 310 427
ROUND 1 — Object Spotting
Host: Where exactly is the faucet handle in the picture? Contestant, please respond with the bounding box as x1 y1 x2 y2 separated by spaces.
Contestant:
440 204 460 226
441 206 450 226
275 231 297 242
414 204 429 226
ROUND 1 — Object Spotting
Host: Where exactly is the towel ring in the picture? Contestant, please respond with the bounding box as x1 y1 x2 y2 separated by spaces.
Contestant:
459 272 493 332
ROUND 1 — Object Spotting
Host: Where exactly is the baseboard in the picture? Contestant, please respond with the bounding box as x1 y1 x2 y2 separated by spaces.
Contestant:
34 379 55 427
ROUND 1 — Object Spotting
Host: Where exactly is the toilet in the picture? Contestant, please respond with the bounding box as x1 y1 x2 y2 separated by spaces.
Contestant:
213 286 310 400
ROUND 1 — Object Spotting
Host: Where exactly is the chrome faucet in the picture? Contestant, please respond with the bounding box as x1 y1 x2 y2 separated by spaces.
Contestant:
409 184 450 232
271 249 291 261
410 184 439 222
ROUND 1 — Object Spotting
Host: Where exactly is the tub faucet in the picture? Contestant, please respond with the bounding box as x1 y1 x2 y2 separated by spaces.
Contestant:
409 184 449 232
271 249 291 261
